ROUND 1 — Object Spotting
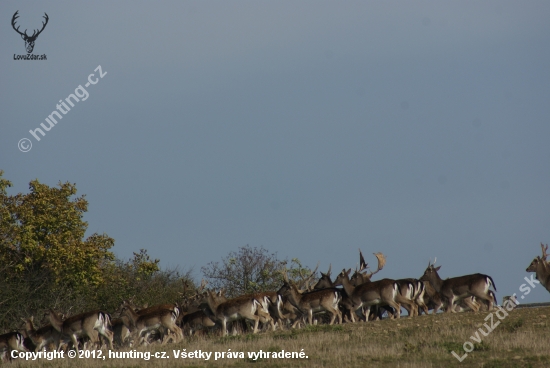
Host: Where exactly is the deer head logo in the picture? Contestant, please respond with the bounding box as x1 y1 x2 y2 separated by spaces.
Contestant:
12 11 49 54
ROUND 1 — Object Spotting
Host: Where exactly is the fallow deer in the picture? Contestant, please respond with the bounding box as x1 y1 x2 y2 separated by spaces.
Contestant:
418 280 443 314
526 243 550 293
420 259 497 313
203 290 268 336
46 309 113 353
110 316 132 347
0 331 27 361
334 269 415 321
313 264 366 323
278 271 342 326
349 251 419 319
119 305 183 345
118 300 181 343
21 316 63 351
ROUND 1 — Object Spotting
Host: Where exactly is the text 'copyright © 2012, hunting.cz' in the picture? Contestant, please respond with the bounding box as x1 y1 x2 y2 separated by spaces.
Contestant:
10 349 309 361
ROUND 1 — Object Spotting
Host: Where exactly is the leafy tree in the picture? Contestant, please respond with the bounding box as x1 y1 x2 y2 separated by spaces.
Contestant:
201 245 317 297
95 249 191 312
0 171 114 288
0 171 193 331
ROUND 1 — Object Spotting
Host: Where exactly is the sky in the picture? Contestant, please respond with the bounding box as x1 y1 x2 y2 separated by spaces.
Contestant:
1 1 549 303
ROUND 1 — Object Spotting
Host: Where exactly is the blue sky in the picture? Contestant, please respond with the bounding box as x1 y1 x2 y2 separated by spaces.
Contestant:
1 1 549 302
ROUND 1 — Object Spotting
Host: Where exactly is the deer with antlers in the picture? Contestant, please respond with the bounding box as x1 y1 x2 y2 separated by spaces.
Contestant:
348 250 420 319
420 258 497 313
313 263 374 323
203 290 271 336
349 251 387 286
333 266 416 321
277 269 342 326
526 243 550 293
11 11 49 54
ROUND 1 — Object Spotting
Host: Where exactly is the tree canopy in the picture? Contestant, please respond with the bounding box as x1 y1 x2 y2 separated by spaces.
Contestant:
0 171 190 331
0 170 114 288
201 244 317 297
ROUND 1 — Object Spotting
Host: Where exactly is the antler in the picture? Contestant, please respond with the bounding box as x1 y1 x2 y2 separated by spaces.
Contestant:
33 13 49 39
366 252 386 278
541 243 548 261
297 261 319 291
11 11 25 37
11 11 48 40
326 263 332 277
359 249 367 272
281 267 289 283
179 279 207 300
199 279 208 292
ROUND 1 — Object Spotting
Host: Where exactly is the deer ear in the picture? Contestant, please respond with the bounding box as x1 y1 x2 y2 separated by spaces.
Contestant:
434 266 441 271
21 34 25 40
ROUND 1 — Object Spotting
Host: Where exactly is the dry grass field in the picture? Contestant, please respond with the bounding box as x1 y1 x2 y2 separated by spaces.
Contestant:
8 306 550 368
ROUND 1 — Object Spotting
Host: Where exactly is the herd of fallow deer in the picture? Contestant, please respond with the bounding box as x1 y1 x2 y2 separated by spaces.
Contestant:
1 243 549 360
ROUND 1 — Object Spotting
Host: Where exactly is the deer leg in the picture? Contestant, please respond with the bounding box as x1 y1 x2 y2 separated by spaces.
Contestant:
444 295 456 313
363 306 371 321
387 301 401 318
70 334 80 354
175 325 184 342
395 295 416 317
100 329 114 350
327 308 336 325
348 309 355 323
251 316 260 334
471 292 494 312
420 301 429 315
462 297 479 312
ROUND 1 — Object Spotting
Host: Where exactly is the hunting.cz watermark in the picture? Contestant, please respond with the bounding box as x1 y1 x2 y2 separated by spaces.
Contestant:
451 274 540 362
17 65 107 152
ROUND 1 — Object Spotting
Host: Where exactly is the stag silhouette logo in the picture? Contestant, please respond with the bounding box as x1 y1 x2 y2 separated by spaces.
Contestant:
12 10 49 54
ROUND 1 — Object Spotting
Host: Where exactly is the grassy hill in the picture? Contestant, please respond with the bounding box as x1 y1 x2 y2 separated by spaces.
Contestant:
11 306 550 367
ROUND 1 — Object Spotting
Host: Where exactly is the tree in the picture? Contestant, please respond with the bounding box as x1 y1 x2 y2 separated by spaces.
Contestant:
201 245 317 298
0 170 114 288
95 249 193 313
0 171 194 331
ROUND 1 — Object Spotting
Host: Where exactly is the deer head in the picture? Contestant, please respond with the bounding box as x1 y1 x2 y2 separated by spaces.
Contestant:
420 258 441 281
12 11 49 54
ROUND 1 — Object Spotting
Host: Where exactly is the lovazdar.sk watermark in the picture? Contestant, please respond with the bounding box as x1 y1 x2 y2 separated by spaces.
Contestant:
451 274 541 362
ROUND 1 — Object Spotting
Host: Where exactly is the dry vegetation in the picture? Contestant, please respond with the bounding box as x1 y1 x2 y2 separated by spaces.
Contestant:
8 306 550 368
